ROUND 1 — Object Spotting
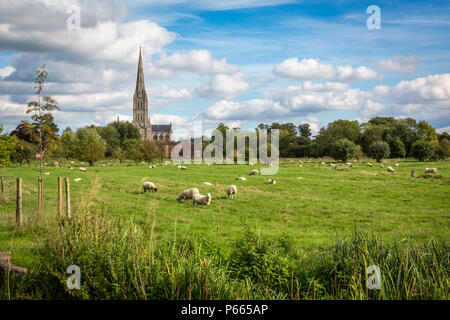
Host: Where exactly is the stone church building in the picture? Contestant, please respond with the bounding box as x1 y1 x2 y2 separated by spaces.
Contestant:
132 47 173 142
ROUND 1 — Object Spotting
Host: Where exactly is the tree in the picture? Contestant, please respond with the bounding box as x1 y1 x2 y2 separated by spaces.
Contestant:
417 120 438 141
0 125 17 168
111 120 141 143
368 141 390 163
122 138 143 163
298 123 312 139
11 139 34 166
75 128 106 166
60 130 79 159
387 136 406 158
330 138 356 162
26 65 60 176
411 139 434 161
140 140 164 162
96 124 121 157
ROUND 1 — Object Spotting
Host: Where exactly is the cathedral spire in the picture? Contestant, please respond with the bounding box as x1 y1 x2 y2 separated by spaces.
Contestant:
136 46 146 95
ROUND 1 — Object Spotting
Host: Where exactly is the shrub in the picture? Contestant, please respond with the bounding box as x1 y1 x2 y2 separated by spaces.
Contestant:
411 139 434 161
330 139 356 162
368 141 390 163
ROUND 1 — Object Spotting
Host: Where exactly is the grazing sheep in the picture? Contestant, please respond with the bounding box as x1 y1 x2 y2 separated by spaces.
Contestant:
236 177 247 181
143 181 158 193
380 164 384 168
227 185 237 198
176 188 200 203
74 178 82 182
265 179 276 184
69 161 75 164
53 161 59 167
387 166 395 173
149 165 156 168
178 165 187 170
425 168 437 174
296 177 304 180
44 172 51 175
249 169 259 176
68 167 73 170
192 193 211 207
366 163 373 167
248 162 254 166
395 163 400 167
100 164 106 167
345 162 353 167
299 160 303 164
299 165 303 168
79 167 87 172
202 182 213 186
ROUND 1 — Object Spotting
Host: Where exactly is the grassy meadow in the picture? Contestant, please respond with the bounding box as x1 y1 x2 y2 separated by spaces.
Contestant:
0 158 449 299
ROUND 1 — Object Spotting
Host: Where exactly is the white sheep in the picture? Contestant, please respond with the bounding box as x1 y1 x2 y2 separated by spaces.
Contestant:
346 162 353 167
149 165 156 168
366 163 373 167
248 162 254 166
178 165 187 170
425 168 437 174
387 166 395 173
176 188 200 203
227 185 237 198
143 181 158 193
380 164 384 168
192 193 211 207
202 182 213 186
236 177 247 181
395 163 400 167
79 167 87 172
296 177 304 180
299 165 303 168
249 169 259 176
44 172 51 175
69 161 75 164
74 178 82 182
265 179 276 184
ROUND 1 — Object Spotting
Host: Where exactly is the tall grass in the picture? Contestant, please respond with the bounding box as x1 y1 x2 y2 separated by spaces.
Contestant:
4 203 448 300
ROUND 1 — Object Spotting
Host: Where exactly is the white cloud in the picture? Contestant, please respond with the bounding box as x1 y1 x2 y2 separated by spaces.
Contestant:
156 50 239 75
196 73 250 99
273 58 335 80
375 56 420 74
150 85 193 107
0 66 15 79
273 57 381 82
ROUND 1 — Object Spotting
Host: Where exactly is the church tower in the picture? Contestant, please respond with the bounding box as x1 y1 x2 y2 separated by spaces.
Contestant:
133 46 151 140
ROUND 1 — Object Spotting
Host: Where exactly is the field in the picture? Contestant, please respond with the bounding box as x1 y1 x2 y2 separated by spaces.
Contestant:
0 158 449 299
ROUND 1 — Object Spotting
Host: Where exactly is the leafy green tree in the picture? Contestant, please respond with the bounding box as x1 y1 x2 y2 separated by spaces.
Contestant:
122 138 143 163
111 120 141 143
75 127 106 166
330 138 356 162
298 123 312 139
417 120 438 141
432 137 449 159
60 130 79 159
96 124 121 157
0 125 17 168
26 65 60 176
368 141 390 163
11 139 34 167
140 140 165 162
411 139 434 161
387 136 406 158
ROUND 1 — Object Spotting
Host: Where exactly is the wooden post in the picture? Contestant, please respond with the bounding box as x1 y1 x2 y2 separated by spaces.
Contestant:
38 175 43 219
0 176 6 201
65 178 71 218
16 178 22 227
58 177 63 217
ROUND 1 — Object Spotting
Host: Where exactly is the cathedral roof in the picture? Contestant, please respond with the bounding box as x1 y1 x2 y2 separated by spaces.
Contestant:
151 124 172 133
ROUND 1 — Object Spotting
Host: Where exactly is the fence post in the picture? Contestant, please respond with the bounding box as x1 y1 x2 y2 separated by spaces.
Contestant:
16 178 22 227
0 176 6 202
58 177 63 217
38 175 43 219
65 178 71 218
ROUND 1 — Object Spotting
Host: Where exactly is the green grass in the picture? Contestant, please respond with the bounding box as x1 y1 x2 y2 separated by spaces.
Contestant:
0 158 449 299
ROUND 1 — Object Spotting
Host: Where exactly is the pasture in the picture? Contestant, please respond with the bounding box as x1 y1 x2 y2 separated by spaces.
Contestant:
0 159 449 299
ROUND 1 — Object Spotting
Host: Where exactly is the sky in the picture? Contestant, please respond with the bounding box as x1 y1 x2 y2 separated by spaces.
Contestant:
0 0 449 139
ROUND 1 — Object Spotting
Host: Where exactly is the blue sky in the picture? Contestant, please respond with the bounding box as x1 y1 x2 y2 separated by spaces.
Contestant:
0 0 449 138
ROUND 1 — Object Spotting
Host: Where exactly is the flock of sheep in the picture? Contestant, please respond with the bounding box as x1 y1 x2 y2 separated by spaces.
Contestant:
141 164 277 208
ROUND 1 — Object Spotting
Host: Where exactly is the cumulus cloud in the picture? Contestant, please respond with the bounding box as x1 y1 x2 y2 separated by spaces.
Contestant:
0 66 15 79
375 56 420 74
156 50 239 75
273 58 335 80
150 85 193 107
196 73 250 99
273 57 381 82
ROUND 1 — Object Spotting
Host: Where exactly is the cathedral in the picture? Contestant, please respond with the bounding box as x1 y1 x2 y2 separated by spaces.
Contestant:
132 47 173 142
